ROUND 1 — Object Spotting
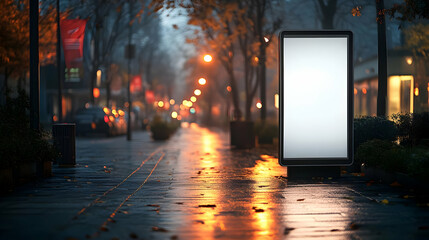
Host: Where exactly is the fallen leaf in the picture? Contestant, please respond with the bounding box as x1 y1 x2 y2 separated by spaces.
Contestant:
254 208 264 213
152 226 168 232
297 199 305 201
390 181 402 187
197 171 202 174
331 229 340 232
381 199 389 204
349 222 359 230
147 204 160 207
64 176 71 179
99 226 109 232
198 204 216 208
175 202 184 205
283 227 295 235
258 185 268 188
194 220 205 224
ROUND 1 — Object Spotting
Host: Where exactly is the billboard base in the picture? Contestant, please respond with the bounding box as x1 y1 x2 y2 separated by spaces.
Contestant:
287 166 341 180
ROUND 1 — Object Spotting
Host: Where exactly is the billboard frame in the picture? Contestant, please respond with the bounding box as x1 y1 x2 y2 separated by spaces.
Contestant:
279 30 353 166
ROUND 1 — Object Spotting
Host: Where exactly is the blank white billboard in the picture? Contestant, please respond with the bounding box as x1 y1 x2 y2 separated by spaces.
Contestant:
280 31 352 166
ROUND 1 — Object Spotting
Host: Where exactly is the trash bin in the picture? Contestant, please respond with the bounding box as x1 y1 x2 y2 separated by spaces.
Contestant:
230 121 255 149
53 123 76 167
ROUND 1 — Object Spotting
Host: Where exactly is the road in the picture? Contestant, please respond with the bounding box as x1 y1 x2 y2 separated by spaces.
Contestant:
1 123 429 239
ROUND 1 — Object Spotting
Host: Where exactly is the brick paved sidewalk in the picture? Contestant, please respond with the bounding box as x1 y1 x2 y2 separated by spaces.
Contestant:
1 124 429 240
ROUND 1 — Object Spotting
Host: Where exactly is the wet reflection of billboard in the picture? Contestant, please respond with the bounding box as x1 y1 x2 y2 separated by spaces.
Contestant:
279 31 353 166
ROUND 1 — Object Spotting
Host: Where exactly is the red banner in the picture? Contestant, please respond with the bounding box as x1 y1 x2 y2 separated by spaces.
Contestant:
60 19 87 69
145 90 155 104
130 76 142 93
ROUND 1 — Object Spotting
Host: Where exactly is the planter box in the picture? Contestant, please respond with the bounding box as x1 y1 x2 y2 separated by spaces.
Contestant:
0 168 14 192
230 121 255 149
17 162 37 183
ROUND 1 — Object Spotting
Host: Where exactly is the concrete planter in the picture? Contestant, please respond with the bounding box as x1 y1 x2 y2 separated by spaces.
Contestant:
230 121 255 149
0 168 14 192
18 162 37 182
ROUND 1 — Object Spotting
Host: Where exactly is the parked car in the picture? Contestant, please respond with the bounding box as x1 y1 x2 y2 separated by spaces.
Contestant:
74 106 126 137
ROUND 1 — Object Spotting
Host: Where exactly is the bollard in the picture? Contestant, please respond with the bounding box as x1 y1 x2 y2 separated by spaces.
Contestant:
52 123 76 167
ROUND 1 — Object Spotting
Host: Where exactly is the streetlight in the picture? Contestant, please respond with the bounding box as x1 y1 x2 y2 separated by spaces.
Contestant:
194 89 201 96
198 77 206 86
203 54 212 63
190 96 197 102
256 102 262 109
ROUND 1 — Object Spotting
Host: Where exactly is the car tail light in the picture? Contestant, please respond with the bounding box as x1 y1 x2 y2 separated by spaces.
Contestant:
104 115 109 123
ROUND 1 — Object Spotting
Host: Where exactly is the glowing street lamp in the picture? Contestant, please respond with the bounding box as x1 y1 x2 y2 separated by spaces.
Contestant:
158 101 164 108
194 89 201 96
198 77 207 86
171 111 178 119
190 96 197 102
170 99 175 105
203 54 212 63
256 102 262 109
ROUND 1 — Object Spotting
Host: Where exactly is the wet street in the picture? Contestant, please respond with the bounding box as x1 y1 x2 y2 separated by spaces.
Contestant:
1 124 429 240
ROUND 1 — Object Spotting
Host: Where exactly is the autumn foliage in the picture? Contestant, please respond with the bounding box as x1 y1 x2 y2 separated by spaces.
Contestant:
0 0 58 78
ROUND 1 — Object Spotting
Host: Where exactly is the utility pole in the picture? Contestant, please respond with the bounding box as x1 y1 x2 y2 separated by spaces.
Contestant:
57 0 63 122
30 0 40 130
127 0 133 141
376 0 387 117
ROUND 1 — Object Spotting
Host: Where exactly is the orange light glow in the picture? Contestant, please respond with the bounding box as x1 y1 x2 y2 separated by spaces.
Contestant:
118 110 125 116
171 111 178 119
406 56 413 65
226 86 232 92
170 99 175 105
158 101 164 108
91 122 96 129
53 115 58 122
256 102 262 109
93 88 100 98
264 37 269 42
194 89 202 96
362 88 367 95
354 88 358 95
415 87 419 96
254 56 259 63
198 78 207 86
203 54 212 63
109 116 115 122
190 96 197 102
274 94 279 109
103 107 110 114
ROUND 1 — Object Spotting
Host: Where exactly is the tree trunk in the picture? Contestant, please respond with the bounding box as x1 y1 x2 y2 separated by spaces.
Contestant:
245 95 252 121
228 68 242 120
317 0 337 29
376 0 387 117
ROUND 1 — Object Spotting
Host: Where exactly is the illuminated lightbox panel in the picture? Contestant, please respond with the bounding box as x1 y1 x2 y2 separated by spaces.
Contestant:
279 31 353 166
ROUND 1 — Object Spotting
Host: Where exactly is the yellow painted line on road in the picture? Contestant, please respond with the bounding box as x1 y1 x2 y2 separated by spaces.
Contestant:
74 148 162 219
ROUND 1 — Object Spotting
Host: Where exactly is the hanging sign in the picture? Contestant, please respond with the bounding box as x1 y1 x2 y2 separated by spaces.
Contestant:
279 31 353 166
60 19 87 82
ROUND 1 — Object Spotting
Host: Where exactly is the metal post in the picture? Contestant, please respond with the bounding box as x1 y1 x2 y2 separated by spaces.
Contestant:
376 0 387 117
127 1 133 141
57 0 63 122
30 0 40 130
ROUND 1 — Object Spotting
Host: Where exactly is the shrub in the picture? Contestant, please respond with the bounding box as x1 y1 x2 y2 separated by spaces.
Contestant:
0 91 58 170
354 116 398 152
392 112 429 146
254 121 279 144
356 139 407 173
150 115 172 140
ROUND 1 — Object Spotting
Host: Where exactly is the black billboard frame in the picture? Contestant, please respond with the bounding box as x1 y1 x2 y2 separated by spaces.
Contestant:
278 30 354 167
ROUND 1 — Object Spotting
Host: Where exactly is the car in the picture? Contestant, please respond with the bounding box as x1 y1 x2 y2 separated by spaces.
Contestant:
74 106 126 137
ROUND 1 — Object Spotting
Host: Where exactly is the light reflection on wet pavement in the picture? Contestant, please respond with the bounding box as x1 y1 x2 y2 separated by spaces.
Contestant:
1 124 429 239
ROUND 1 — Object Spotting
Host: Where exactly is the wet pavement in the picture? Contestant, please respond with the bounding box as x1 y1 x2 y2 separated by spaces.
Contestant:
1 123 429 240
